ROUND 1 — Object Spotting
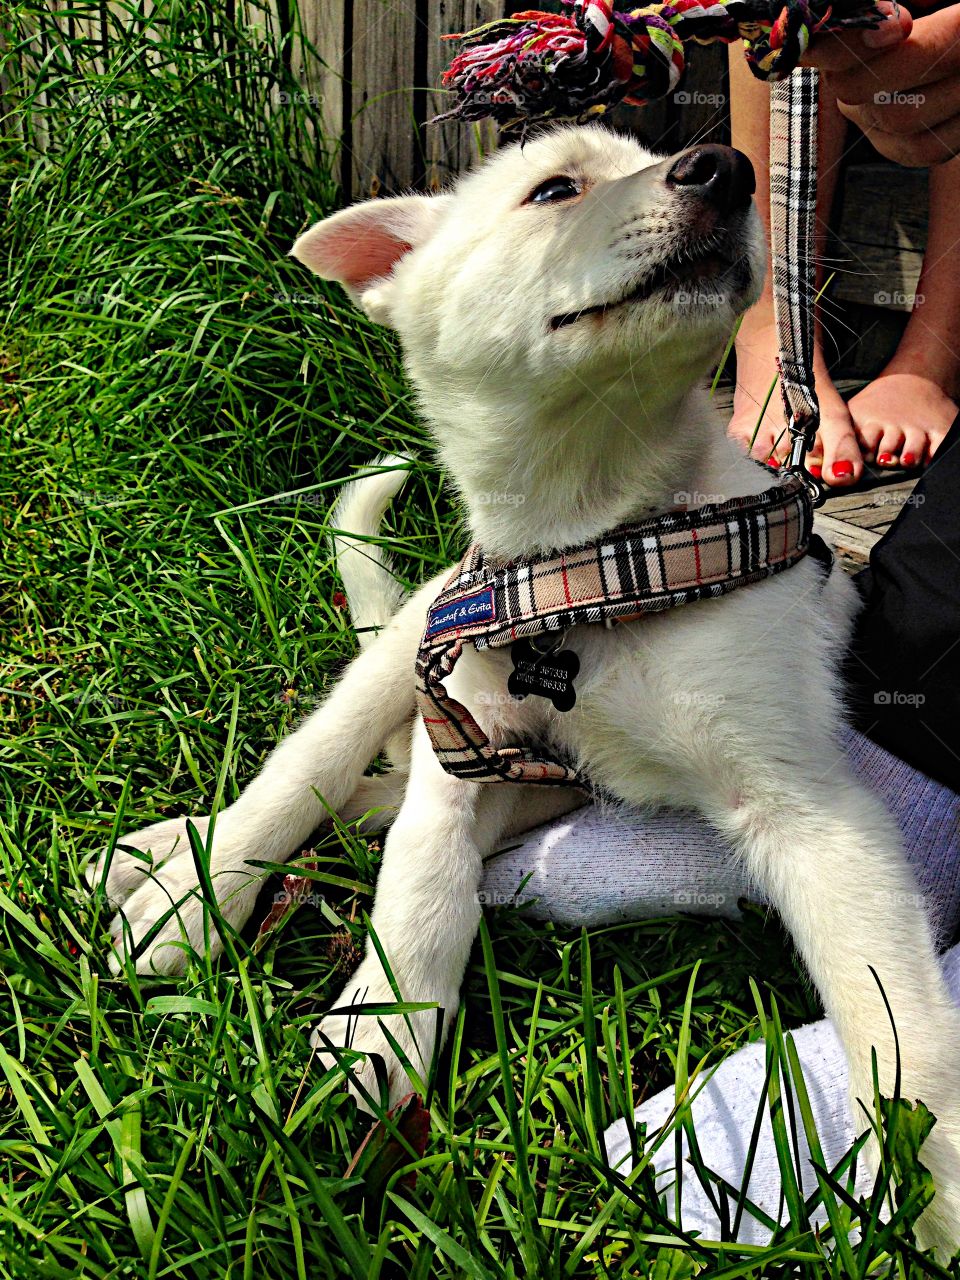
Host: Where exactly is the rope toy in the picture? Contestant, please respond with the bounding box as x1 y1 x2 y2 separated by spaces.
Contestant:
438 0 884 124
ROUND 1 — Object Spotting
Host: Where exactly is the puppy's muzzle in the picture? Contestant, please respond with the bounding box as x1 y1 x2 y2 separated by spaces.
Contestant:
666 145 756 216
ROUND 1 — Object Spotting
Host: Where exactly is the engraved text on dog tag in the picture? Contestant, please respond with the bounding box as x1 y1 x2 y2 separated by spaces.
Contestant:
507 636 580 712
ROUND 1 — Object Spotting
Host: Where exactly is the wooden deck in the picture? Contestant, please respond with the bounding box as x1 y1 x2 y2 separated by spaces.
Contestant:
817 473 915 575
712 381 918 575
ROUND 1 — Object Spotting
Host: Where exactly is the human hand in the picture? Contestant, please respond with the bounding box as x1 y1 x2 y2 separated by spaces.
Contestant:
803 2 960 165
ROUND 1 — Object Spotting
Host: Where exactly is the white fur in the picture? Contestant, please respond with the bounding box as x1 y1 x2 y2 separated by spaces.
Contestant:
91 126 960 1255
331 455 409 646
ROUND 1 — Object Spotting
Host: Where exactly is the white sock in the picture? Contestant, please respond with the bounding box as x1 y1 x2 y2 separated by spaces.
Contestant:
602 944 960 1242
480 727 960 941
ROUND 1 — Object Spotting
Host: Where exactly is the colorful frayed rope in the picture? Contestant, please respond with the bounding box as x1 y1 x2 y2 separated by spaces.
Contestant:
438 0 883 124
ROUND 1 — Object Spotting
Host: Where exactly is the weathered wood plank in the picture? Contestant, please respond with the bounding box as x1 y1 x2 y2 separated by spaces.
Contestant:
832 163 927 312
821 475 914 510
347 0 421 198
608 96 673 159
833 503 901 530
27 2 64 153
290 0 346 178
671 43 729 150
423 0 500 193
830 302 907 382
68 1 106 81
3 4 50 153
814 512 882 560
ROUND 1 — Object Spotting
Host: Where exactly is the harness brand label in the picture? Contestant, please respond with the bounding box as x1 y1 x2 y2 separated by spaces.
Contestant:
426 587 496 638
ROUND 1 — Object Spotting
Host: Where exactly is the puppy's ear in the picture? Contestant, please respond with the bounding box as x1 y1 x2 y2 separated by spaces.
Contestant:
289 195 449 324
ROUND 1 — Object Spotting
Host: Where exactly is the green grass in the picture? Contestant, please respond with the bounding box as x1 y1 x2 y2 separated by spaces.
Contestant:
0 2 954 1275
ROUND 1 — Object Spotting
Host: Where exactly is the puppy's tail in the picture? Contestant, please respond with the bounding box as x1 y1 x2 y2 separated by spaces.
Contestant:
332 456 410 648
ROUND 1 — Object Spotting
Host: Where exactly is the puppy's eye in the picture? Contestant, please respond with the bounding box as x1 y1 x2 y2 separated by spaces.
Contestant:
527 176 581 205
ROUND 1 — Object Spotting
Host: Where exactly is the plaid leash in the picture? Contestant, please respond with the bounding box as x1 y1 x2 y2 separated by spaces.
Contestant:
771 68 825 502
416 474 821 786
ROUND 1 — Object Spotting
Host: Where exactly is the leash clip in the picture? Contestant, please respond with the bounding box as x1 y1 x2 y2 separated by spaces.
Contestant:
784 412 826 508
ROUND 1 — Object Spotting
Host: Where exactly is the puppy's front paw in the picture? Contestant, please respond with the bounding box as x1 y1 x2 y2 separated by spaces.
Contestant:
311 959 456 1112
86 815 212 907
87 817 262 976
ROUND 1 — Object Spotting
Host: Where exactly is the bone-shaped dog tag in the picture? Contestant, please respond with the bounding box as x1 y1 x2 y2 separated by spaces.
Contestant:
507 636 580 712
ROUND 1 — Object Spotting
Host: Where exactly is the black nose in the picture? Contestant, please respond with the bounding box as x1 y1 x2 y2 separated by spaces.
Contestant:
666 145 755 214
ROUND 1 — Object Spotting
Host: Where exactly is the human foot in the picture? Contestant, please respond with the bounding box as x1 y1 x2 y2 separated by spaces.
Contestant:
727 320 863 487
848 367 957 469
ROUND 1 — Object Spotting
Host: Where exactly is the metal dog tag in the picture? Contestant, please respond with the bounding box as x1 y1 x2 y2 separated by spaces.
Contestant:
507 633 580 712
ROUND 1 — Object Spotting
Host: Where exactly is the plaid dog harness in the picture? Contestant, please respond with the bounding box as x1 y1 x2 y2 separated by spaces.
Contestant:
416 474 825 787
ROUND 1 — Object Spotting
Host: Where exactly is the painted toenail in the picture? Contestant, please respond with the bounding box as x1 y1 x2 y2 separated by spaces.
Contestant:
901 452 916 467
808 463 822 479
877 452 894 465
831 460 854 478
766 456 780 469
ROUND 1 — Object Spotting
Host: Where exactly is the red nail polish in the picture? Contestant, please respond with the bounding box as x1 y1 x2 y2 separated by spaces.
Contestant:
901 452 916 467
878 452 894 465
808 463 822 479
832 460 854 478
766 456 780 469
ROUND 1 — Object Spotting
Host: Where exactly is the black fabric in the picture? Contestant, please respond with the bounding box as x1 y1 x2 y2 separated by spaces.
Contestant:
845 411 960 792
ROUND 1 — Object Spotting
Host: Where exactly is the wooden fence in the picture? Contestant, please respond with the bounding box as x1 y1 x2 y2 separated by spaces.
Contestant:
1 0 730 201
295 0 731 199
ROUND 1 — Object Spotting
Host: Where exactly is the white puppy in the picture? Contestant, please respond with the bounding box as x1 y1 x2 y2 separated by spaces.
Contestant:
92 126 960 1254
